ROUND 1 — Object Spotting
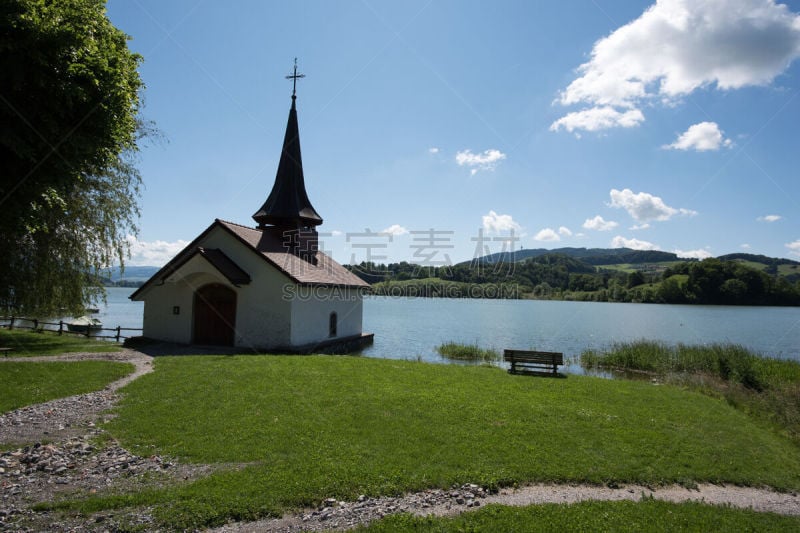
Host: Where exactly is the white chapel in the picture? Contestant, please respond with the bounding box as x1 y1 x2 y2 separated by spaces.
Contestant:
131 64 371 352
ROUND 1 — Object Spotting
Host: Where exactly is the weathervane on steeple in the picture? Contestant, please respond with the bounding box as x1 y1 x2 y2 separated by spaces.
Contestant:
286 58 305 100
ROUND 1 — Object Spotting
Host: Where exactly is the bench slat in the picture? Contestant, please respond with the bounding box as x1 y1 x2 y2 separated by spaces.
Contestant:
504 354 563 363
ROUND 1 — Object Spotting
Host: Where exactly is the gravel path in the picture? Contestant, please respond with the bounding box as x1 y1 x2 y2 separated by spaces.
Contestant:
211 483 800 532
0 349 153 446
1 349 799 532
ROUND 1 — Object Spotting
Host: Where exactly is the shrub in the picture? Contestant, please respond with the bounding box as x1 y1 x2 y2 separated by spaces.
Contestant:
436 341 500 362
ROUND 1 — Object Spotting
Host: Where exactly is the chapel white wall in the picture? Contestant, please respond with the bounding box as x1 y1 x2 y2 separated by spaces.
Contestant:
289 286 363 347
140 278 195 344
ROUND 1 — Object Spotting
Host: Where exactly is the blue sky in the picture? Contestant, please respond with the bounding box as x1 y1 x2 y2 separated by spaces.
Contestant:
106 0 800 267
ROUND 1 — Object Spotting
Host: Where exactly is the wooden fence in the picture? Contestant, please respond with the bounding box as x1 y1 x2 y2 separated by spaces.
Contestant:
0 317 142 343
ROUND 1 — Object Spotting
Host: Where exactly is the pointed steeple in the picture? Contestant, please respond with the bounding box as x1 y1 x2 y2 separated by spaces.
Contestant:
253 60 323 229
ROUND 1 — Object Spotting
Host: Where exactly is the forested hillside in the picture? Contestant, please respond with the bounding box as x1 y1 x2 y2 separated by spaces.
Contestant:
346 251 800 306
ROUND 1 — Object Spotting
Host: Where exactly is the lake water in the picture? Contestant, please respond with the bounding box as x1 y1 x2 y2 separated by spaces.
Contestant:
98 288 800 371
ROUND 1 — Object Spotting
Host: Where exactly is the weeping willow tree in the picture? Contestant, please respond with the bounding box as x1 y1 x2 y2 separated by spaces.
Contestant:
0 0 149 316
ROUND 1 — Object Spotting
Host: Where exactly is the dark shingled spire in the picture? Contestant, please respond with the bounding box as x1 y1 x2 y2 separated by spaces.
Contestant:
253 63 322 229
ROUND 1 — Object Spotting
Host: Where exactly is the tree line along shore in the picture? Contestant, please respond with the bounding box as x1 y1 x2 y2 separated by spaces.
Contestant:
346 251 800 306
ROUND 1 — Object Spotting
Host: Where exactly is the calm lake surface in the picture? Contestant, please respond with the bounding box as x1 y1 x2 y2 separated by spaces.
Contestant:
99 288 800 372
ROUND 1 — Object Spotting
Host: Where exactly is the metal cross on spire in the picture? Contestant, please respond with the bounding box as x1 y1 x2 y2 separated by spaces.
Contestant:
286 58 305 99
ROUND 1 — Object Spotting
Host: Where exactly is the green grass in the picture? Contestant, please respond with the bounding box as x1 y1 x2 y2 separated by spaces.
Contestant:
582 341 800 444
41 355 800 530
358 500 800 532
0 361 134 414
600 261 683 273
0 329 121 356
436 341 499 362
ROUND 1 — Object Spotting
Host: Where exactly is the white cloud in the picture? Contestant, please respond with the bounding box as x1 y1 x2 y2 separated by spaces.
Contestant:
674 248 713 259
787 240 800 257
330 230 344 236
550 106 644 133
455 149 506 174
125 236 189 267
630 223 651 231
611 236 660 251
482 210 522 234
558 226 573 237
428 147 439 154
534 228 561 242
758 214 782 222
381 224 409 236
552 0 800 132
583 215 619 231
741 243 752 249
664 122 733 151
608 188 696 222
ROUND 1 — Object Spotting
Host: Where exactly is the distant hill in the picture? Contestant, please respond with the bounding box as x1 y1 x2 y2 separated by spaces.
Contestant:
466 248 800 268
717 253 800 266
465 247 681 266
106 265 160 282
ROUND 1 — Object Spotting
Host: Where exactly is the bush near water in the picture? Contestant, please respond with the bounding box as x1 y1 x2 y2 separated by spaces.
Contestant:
436 341 500 362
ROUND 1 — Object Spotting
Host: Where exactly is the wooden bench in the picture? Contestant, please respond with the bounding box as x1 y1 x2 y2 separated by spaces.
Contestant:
504 349 563 376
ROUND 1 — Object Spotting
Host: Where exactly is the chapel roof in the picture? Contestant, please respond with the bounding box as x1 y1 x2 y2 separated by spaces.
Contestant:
155 246 251 287
252 66 322 229
217 219 366 287
130 219 368 301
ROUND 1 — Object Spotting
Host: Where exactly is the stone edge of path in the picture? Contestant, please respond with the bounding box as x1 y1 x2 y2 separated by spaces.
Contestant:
210 482 800 532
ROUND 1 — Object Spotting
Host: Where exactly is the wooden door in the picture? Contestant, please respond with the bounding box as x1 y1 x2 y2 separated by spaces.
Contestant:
193 284 236 346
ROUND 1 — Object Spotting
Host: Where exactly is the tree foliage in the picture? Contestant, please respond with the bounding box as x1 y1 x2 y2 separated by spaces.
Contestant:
0 0 146 315
347 256 800 306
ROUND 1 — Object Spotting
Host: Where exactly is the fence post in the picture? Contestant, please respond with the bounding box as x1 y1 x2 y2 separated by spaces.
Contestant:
116 326 121 342
33 318 38 331
59 321 64 335
9 316 14 330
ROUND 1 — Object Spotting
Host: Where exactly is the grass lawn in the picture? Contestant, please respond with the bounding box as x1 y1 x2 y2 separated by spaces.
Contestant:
0 329 121 356
359 500 800 532
0 361 134 413
582 341 800 444
43 354 800 530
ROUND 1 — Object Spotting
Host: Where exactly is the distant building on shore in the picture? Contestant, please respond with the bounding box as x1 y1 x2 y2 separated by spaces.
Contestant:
131 62 371 352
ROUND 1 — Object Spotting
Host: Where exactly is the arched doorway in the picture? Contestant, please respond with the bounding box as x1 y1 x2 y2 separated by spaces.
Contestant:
193 283 236 346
